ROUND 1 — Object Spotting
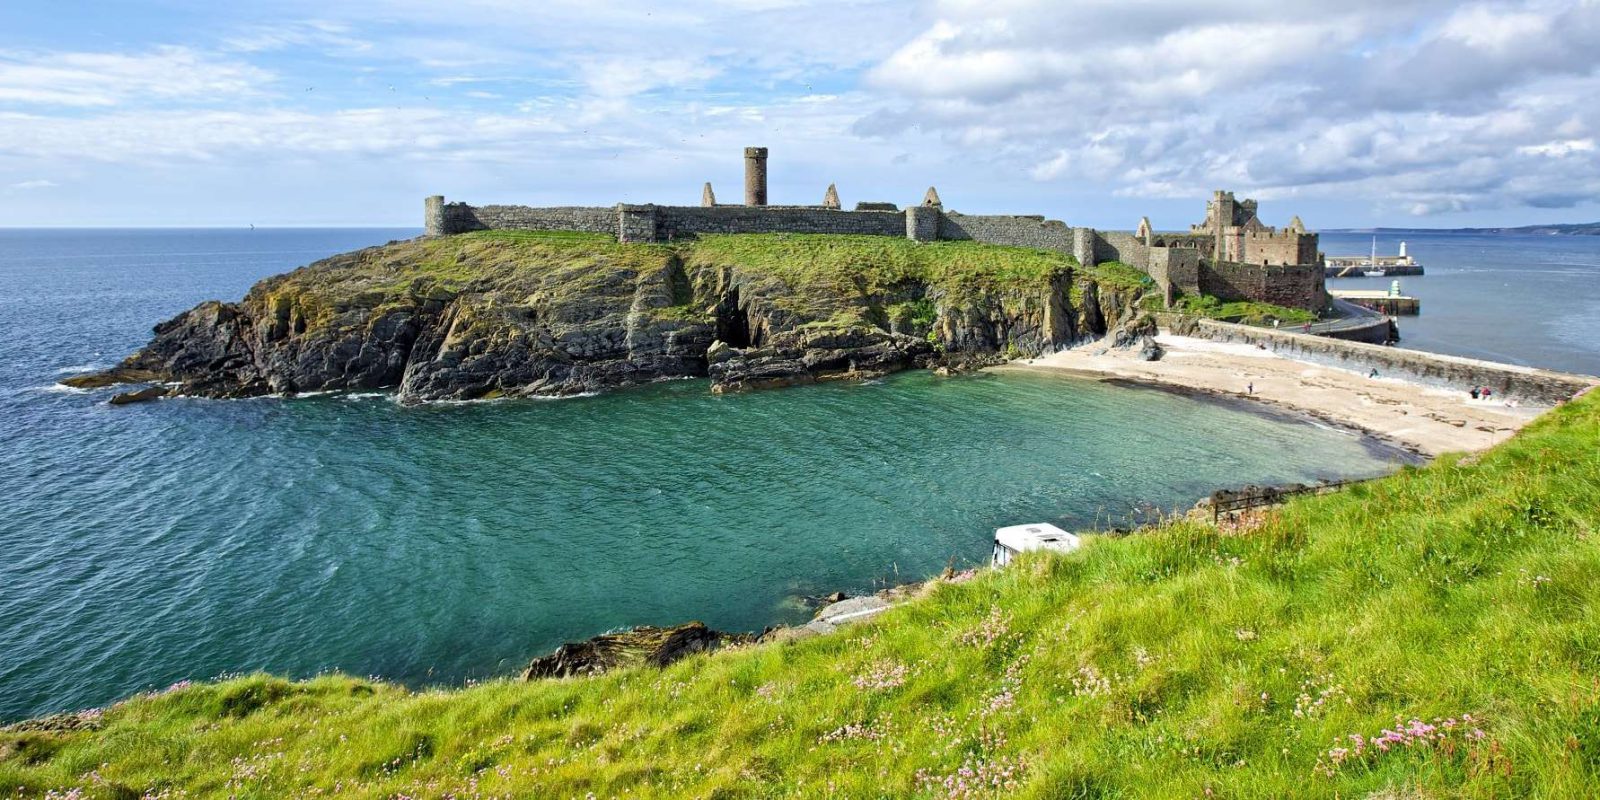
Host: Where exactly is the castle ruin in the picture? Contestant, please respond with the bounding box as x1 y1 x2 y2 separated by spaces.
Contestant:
424 149 1328 312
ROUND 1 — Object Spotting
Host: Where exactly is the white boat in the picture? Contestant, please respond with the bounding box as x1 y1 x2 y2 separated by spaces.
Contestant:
992 523 1080 566
1362 237 1382 276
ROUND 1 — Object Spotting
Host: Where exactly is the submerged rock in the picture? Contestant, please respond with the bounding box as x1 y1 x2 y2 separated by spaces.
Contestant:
59 369 161 390
70 233 1150 403
521 622 751 679
931 351 1007 376
109 386 168 405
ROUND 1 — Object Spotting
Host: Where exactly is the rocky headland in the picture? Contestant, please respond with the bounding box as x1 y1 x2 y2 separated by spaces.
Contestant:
64 231 1152 403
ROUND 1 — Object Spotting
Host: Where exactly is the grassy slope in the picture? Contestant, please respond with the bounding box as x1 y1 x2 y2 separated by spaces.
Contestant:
1145 293 1318 326
687 233 1080 333
683 234 1073 296
258 231 1083 336
251 231 682 335
5 393 1598 797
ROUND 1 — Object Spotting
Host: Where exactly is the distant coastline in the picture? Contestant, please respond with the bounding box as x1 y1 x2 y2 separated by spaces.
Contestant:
1326 223 1600 236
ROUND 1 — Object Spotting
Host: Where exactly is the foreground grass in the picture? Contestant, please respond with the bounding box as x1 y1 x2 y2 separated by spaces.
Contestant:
5 393 1599 798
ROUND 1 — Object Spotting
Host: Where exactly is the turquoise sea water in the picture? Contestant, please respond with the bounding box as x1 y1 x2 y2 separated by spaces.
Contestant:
0 228 1495 722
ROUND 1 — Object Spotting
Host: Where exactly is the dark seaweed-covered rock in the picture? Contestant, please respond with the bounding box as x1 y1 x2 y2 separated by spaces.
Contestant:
521 622 751 679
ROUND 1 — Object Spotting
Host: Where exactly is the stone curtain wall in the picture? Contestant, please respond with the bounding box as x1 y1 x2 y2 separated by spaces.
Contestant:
1199 261 1326 309
1094 231 1148 265
437 202 616 235
656 206 905 239
937 213 1076 252
1144 247 1202 303
430 201 906 240
1195 320 1597 405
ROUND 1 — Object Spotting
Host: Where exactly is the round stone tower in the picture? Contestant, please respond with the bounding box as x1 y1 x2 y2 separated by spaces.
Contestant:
743 147 769 206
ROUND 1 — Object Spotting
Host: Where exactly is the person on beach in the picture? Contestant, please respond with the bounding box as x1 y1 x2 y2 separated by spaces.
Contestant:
1369 368 1379 379
1471 387 1481 400
1483 387 1493 400
1247 382 1254 395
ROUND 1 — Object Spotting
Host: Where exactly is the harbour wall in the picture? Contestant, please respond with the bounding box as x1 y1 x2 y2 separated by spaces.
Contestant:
1192 320 1597 405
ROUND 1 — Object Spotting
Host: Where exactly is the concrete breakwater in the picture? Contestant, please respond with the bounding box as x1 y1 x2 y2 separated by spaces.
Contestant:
1192 319 1597 405
1326 264 1425 278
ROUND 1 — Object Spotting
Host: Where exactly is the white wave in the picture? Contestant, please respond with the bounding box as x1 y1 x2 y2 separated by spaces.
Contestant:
415 390 605 406
35 383 92 394
55 363 108 375
528 391 601 402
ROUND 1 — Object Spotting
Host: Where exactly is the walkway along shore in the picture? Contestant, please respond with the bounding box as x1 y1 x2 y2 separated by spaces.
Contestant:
1004 332 1596 459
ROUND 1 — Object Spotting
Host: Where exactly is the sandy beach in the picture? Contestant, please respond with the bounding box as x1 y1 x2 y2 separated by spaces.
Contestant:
1004 335 1546 458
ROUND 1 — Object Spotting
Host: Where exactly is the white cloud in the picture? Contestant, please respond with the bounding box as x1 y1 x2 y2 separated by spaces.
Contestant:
1518 138 1597 157
7 179 57 190
856 0 1600 216
1 0 1596 225
221 20 373 55
0 46 273 107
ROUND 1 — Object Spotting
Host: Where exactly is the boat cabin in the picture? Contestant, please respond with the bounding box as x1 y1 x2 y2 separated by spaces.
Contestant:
991 523 1081 567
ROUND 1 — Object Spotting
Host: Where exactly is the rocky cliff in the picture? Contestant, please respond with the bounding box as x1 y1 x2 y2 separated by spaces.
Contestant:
67 232 1149 402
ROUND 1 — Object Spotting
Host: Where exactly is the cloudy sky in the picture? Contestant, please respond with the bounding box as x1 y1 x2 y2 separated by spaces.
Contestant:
1 0 1597 229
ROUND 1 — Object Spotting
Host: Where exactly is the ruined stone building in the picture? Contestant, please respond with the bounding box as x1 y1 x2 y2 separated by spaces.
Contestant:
1189 191 1318 267
424 149 1327 312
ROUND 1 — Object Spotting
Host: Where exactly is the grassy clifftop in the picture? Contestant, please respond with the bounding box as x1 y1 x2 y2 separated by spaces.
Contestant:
5 390 1598 796
71 230 1147 401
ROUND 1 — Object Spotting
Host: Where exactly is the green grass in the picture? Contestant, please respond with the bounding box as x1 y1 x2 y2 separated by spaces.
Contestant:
1082 260 1154 292
683 234 1075 297
259 232 1089 340
405 230 676 291
6 392 1598 797
1159 293 1317 325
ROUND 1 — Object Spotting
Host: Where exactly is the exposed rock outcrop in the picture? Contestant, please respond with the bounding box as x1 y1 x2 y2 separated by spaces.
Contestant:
66 233 1148 403
521 622 751 679
1139 336 1165 362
